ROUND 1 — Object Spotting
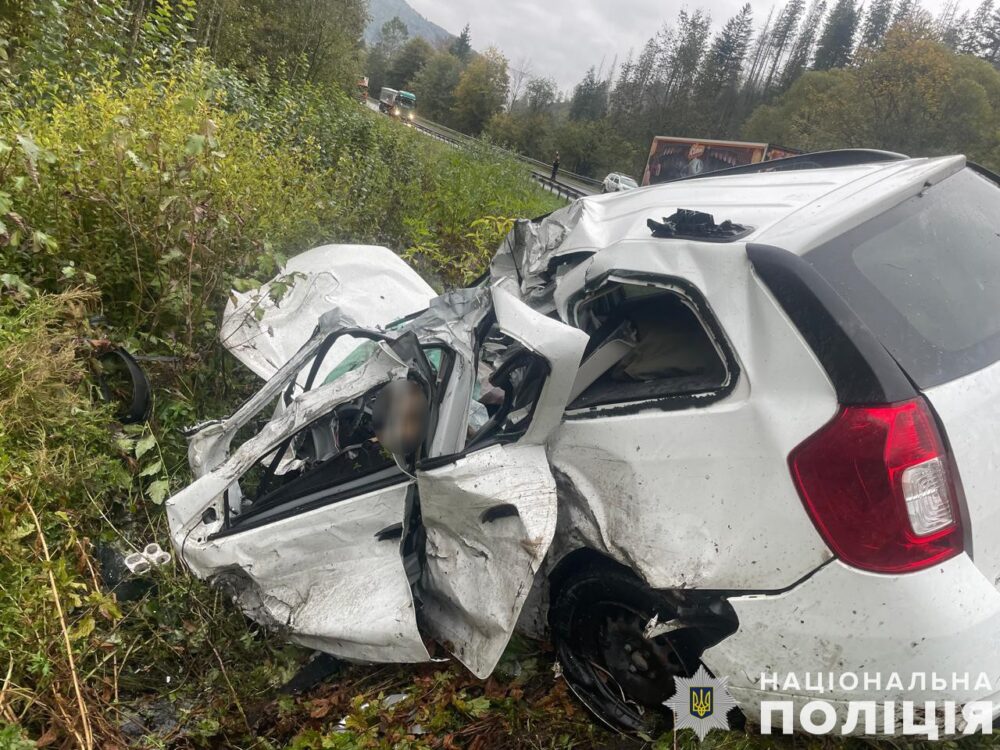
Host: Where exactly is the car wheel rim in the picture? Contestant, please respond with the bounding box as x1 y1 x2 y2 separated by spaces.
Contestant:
561 599 696 732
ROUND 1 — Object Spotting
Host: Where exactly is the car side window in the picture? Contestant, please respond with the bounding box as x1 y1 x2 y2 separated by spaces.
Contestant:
568 282 734 409
227 380 406 529
459 323 550 451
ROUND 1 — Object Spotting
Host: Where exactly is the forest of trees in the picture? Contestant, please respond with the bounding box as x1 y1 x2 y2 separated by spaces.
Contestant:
1 0 369 91
367 0 1000 178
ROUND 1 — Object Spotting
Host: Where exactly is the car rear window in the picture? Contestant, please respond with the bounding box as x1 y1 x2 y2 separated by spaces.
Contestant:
804 167 1000 389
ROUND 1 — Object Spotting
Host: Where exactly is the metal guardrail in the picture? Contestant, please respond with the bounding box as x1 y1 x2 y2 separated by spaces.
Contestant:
406 116 597 202
530 174 588 201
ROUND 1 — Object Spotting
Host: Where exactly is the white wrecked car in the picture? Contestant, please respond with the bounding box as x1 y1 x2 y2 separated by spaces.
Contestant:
167 152 1000 735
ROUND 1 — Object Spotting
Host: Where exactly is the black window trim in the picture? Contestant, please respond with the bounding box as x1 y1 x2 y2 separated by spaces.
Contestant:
747 243 916 404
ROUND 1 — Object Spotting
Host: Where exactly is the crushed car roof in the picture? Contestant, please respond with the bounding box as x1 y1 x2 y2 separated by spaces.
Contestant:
569 155 965 255
491 156 967 313
220 156 970 381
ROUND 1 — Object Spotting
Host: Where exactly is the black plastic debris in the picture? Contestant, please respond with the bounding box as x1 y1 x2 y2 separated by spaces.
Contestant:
94 346 152 424
647 209 752 242
280 652 344 694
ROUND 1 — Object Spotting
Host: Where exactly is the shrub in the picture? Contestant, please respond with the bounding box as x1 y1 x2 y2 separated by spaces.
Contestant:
1 59 559 356
0 46 559 749
0 290 127 745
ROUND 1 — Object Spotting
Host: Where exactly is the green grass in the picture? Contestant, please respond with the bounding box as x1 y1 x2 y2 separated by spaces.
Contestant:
0 56 559 748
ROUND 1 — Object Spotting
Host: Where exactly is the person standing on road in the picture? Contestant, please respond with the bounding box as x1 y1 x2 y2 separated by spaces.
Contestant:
551 151 560 181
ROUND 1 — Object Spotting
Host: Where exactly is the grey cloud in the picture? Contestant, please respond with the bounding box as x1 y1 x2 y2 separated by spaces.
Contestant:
406 0 973 92
408 0 767 90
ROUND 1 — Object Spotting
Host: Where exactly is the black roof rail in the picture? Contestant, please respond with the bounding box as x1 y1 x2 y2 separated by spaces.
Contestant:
661 148 908 184
969 161 1000 187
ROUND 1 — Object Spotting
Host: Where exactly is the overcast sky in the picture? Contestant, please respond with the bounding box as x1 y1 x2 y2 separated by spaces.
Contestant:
406 0 971 92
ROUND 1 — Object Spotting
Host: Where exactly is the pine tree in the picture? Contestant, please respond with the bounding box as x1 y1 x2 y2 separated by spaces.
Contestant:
961 0 994 55
857 0 894 51
660 9 711 102
937 1 965 50
694 3 754 133
762 0 806 92
741 7 775 104
780 0 827 87
813 0 860 69
569 67 609 120
609 39 658 131
892 0 916 26
449 24 473 64
982 6 1000 63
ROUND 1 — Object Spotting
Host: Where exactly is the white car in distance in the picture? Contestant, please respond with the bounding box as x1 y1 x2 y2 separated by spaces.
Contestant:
602 172 639 192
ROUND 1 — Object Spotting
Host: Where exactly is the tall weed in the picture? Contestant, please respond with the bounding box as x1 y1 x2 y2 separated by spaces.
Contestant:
0 49 559 749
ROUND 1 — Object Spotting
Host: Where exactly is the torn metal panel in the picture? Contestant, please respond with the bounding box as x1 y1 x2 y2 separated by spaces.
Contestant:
221 244 434 383
167 344 407 548
166 343 430 664
416 444 558 678
489 200 590 310
400 288 492 456
192 485 430 664
187 307 371 480
491 287 588 444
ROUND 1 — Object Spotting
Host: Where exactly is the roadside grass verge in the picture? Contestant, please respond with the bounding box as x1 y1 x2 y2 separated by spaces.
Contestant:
0 58 559 747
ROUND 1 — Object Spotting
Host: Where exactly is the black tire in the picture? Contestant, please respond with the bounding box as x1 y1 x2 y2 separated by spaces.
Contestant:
549 563 702 735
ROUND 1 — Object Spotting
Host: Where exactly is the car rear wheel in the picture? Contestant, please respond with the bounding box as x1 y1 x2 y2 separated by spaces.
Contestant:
549 563 700 734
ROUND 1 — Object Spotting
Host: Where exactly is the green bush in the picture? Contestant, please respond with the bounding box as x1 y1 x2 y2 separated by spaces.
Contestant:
0 42 559 750
2 59 559 353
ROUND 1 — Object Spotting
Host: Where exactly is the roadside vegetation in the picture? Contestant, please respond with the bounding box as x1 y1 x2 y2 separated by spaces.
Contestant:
0 1 561 747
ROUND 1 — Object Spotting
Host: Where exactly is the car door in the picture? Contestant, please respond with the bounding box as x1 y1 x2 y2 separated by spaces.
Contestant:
167 338 434 664
414 287 589 678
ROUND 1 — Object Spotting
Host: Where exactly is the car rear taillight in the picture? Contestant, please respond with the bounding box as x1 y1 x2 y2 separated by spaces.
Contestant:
790 399 963 573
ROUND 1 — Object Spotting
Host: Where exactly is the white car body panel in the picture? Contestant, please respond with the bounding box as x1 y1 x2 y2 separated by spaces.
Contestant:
491 286 589 444
192 483 430 663
757 156 965 254
703 555 1000 731
417 444 559 678
557 158 965 262
548 241 837 590
922 357 1000 589
166 346 433 663
221 244 434 384
415 288 587 677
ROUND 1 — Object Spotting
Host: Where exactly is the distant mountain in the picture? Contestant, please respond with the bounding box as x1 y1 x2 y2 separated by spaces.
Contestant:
365 0 454 47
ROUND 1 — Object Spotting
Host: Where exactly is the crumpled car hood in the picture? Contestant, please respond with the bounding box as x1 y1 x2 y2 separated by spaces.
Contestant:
220 244 435 382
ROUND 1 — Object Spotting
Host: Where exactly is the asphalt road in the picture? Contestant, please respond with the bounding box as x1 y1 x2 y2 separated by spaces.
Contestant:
364 98 599 201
